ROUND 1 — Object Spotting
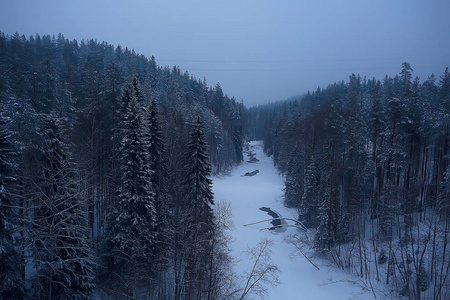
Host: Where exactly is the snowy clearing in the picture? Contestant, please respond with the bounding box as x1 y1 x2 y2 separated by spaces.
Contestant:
213 141 379 299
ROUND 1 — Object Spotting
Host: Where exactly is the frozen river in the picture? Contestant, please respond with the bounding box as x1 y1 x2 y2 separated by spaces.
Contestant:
213 141 376 300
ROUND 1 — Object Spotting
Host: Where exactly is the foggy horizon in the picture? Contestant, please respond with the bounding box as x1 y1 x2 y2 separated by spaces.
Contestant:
1 0 449 107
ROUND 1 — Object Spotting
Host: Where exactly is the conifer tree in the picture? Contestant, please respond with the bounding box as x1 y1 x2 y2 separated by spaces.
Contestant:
182 116 215 299
440 67 450 118
147 99 171 287
148 100 167 214
103 80 156 293
32 114 94 299
300 155 319 228
438 165 450 214
284 169 303 208
131 73 146 109
184 117 214 229
0 111 25 299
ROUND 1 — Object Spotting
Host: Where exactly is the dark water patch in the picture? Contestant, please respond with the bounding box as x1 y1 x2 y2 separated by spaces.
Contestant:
244 170 259 176
247 157 259 163
259 207 282 229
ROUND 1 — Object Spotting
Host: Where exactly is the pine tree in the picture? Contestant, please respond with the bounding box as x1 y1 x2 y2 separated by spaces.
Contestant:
102 81 156 293
206 116 223 171
183 117 214 230
400 62 413 96
300 155 319 228
284 167 303 208
212 83 224 117
368 79 385 217
182 116 215 299
147 99 171 287
131 72 146 106
0 111 25 299
231 98 244 163
148 100 167 216
438 164 450 214
439 67 450 120
118 81 135 122
32 114 94 299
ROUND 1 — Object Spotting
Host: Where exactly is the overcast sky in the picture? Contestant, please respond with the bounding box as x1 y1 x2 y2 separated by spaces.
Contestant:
1 0 449 106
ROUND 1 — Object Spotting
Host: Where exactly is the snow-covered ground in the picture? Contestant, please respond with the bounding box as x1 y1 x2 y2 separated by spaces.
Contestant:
213 141 377 299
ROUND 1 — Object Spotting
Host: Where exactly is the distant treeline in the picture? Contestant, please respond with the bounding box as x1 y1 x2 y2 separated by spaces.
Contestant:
247 63 450 299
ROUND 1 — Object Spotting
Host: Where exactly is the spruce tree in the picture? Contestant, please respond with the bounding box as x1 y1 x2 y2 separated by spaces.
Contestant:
103 80 156 292
147 99 171 285
0 111 25 299
182 116 215 299
183 117 214 230
132 73 145 105
32 114 94 299
148 100 167 214
300 155 319 228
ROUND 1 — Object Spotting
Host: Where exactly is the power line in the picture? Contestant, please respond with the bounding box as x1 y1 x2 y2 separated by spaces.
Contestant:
156 57 449 64
185 65 447 73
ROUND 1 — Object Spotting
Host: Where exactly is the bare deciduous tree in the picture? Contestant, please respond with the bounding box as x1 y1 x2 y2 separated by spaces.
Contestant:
239 238 280 300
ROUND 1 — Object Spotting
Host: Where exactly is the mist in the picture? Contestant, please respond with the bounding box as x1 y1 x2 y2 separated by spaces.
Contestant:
1 0 449 106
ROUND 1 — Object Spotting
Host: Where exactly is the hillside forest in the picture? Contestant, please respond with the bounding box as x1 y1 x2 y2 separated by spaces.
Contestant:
247 63 450 299
0 31 449 300
0 32 243 299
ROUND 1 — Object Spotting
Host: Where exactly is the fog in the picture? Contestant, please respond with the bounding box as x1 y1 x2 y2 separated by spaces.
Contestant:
1 0 449 106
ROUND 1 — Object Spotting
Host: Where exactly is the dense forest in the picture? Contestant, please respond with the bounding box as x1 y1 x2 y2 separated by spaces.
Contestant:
1 30 449 300
0 32 244 299
247 63 450 299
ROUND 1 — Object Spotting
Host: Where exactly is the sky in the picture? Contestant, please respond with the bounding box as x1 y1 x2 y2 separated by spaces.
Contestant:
1 0 449 107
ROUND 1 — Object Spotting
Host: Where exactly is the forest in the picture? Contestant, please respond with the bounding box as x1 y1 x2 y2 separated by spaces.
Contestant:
1 30 449 300
0 32 244 299
247 63 450 299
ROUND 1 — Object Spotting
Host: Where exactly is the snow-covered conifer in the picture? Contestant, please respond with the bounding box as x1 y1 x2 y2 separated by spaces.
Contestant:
184 116 214 230
300 156 319 228
131 73 145 105
102 79 156 292
148 99 167 211
0 111 25 299
182 116 215 299
32 114 94 299
147 99 171 285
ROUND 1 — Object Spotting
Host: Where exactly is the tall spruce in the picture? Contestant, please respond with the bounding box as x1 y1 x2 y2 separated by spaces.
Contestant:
0 111 25 298
182 116 215 299
103 80 156 293
148 100 167 220
147 99 171 291
32 114 94 299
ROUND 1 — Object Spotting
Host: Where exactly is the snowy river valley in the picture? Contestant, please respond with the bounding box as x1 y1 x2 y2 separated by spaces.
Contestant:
213 141 379 300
